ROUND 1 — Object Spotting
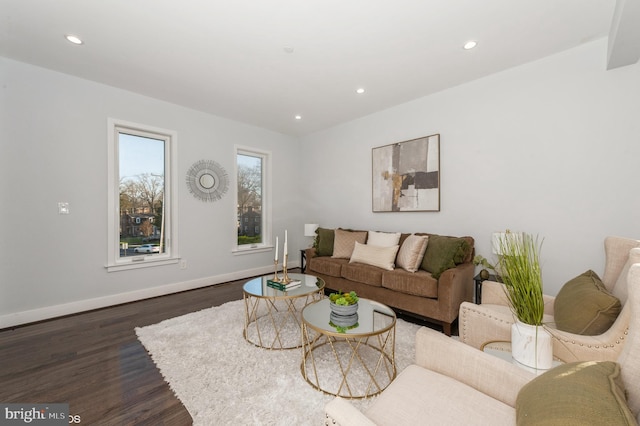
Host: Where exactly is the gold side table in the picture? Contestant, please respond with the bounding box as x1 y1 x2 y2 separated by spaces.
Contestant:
301 298 396 399
243 273 325 350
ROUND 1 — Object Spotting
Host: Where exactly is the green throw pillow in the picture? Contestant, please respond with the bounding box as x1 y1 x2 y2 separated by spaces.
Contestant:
554 270 622 335
420 235 471 279
516 361 636 426
314 228 335 257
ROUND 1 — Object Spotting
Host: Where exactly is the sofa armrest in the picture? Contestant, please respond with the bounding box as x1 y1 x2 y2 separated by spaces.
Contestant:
324 398 376 426
480 280 510 305
305 247 318 258
414 327 535 407
438 262 475 304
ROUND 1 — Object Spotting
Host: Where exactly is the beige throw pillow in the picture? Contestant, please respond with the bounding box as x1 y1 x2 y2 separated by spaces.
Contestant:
349 241 399 271
367 231 401 247
396 234 429 273
331 229 368 259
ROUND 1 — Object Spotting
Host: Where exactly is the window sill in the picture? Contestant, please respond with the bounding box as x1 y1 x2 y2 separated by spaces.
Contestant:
232 246 274 256
106 257 180 272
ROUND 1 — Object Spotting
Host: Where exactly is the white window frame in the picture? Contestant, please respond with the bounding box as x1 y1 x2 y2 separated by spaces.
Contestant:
107 118 179 271
233 146 272 254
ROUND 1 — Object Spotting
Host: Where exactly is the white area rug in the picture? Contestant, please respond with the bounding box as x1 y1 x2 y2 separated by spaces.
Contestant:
136 299 422 425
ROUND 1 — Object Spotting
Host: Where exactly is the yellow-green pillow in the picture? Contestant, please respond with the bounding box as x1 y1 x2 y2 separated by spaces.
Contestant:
554 270 622 335
420 235 470 279
516 361 636 426
314 228 335 257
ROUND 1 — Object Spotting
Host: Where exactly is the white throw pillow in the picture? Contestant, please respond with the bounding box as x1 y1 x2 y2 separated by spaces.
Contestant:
367 231 401 247
396 234 429 273
350 241 399 271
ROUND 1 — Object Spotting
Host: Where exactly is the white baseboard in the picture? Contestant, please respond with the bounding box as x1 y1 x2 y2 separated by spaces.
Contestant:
0 262 299 329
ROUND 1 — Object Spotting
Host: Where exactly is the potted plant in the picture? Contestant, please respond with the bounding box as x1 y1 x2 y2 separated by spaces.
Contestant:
494 230 552 369
328 291 359 328
329 291 359 316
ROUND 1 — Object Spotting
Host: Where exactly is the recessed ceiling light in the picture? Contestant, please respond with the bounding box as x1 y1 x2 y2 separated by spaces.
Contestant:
295 115 302 120
65 34 83 45
463 40 477 50
356 88 365 94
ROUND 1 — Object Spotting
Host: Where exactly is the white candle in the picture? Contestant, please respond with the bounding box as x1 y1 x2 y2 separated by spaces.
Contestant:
275 236 278 262
284 230 288 268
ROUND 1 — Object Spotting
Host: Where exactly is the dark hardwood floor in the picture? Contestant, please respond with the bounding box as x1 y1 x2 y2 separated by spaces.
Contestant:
0 268 450 425
0 274 254 426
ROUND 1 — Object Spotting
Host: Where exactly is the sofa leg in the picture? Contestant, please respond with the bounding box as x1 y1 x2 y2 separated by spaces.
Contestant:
442 322 452 336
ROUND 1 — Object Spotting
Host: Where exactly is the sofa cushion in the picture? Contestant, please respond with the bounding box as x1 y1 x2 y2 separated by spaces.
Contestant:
367 230 401 247
516 361 635 426
350 241 399 271
421 235 472 279
314 227 335 257
396 234 429 273
308 256 347 278
382 269 438 298
554 270 622 335
341 263 384 287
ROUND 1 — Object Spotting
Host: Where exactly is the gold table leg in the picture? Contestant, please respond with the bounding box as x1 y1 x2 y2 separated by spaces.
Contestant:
300 323 396 399
244 290 323 350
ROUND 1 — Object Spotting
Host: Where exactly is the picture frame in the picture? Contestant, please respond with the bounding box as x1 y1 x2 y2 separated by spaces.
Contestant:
372 134 440 212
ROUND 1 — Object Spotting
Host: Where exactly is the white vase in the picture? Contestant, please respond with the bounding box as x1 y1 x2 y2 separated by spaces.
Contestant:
511 320 553 370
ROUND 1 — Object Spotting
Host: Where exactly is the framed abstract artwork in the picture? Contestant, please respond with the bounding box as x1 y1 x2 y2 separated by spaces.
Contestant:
372 134 440 212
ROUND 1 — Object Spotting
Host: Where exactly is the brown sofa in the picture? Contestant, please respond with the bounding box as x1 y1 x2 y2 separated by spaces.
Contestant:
305 230 474 335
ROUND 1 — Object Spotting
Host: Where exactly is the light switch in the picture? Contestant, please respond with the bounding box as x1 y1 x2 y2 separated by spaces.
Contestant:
58 202 70 214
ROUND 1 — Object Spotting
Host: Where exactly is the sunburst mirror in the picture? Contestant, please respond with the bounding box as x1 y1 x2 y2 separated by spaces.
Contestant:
185 160 229 202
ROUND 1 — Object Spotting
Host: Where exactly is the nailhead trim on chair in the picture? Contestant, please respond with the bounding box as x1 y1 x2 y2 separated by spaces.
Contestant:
461 304 629 362
549 328 628 350
325 414 338 425
460 304 513 344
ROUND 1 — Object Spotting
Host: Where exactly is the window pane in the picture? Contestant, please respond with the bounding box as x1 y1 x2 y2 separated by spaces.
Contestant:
118 133 165 257
237 153 262 246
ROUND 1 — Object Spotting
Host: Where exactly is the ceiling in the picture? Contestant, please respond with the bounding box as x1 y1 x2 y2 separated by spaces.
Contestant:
1 1 635 136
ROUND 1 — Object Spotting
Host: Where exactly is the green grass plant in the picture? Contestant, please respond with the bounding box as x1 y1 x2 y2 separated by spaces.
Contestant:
497 231 545 326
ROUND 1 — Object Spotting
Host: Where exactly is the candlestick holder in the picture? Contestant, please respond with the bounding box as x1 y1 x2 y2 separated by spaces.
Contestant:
272 260 281 282
281 254 292 284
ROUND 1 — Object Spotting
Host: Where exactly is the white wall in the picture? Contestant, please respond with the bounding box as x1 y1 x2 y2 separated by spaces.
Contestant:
299 38 640 295
0 57 301 327
2 38 639 327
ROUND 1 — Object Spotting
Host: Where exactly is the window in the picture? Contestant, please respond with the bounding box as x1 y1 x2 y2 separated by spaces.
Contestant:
107 119 179 271
235 147 271 252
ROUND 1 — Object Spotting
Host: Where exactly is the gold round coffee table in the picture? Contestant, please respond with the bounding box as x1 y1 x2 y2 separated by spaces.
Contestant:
300 298 396 399
243 273 324 350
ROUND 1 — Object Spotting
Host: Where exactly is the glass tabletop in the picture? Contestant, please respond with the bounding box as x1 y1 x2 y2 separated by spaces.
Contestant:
302 298 396 337
243 273 325 298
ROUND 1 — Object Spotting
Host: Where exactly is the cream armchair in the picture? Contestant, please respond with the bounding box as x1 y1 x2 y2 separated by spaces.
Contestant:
459 236 640 362
325 263 640 425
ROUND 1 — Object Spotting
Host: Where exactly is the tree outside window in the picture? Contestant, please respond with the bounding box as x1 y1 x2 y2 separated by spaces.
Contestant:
108 119 178 271
237 153 263 246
